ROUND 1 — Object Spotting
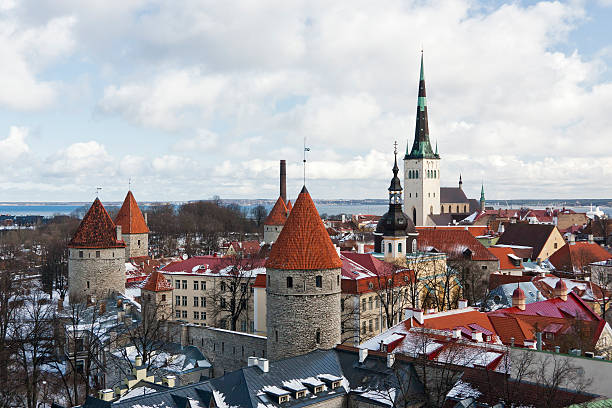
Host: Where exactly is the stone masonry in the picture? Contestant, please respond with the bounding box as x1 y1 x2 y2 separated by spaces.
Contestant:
122 232 149 259
266 267 341 361
68 247 126 304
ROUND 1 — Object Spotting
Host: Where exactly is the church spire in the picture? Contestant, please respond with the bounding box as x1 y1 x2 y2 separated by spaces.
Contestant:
406 51 438 160
389 141 402 199
480 182 486 211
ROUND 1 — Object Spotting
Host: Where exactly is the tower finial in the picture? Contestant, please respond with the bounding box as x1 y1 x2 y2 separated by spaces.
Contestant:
96 187 102 198
128 177 132 191
303 137 310 186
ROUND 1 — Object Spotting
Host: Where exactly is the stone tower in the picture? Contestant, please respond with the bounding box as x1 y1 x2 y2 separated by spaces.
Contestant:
404 52 440 226
265 186 342 361
141 270 173 322
68 198 126 304
263 196 288 244
375 146 417 261
114 191 149 260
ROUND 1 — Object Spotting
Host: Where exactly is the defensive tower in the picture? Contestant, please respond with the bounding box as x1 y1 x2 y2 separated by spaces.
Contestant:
114 191 149 259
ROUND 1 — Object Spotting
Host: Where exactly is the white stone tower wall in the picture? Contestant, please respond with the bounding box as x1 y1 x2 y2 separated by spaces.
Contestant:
123 233 148 259
404 158 440 226
266 267 341 361
263 225 282 244
68 247 126 303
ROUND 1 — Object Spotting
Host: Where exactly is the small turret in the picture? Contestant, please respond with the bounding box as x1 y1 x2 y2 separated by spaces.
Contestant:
512 285 526 311
459 174 463 190
553 278 568 301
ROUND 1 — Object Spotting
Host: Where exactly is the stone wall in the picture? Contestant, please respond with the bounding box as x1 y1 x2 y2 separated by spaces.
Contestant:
68 247 126 303
266 267 341 361
167 322 267 377
123 233 148 259
263 225 282 244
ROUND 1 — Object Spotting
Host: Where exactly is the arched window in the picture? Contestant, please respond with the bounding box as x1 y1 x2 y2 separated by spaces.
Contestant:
412 208 417 224
430 206 433 214
315 275 322 287
398 242 402 253
464 205 467 213
415 170 418 178
388 243 392 253
315 329 321 344
412 239 417 253
409 170 413 179
287 276 293 288
441 206 444 214
434 170 437 178
456 205 460 213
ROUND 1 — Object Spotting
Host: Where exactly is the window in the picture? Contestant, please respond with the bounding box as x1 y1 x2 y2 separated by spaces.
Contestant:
464 205 467 213
275 330 279 342
182 310 187 318
315 275 322 288
161 294 166 301
95 251 100 258
194 297 199 307
182 280 187 290
337 275 340 286
241 283 247 292
368 296 373 310
362 321 366 335
362 298 366 312
241 320 247 332
315 329 321 344
202 312 206 320
175 310 180 318
398 242 402 253
138 239 141 246
79 251 83 258
221 282 226 291
75 338 84 352
545 332 554 340
201 281 206 290
194 311 199 320
182 296 187 306
554 242 558 249
481 265 487 270
175 280 180 289
341 298 345 312
175 296 180 306
388 243 392 253
456 205 460 213
375 297 379 308
369 319 373 332
412 240 417 253
201 297 206 307
194 281 199 290
287 276 293 288
220 298 226 308
86 281 90 289
375 317 380 331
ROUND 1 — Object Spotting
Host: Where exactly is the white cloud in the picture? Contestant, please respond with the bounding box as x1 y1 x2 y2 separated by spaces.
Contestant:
46 141 113 178
0 126 30 161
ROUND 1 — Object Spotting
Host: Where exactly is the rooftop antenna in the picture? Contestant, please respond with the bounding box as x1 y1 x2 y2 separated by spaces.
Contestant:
96 187 102 198
303 137 310 185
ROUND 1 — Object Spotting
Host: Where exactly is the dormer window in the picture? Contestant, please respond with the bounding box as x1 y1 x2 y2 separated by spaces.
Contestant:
296 390 306 398
279 395 289 403
314 385 324 394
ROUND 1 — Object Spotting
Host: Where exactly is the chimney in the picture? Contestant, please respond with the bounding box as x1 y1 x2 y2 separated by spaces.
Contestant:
280 160 287 204
452 328 462 339
257 358 270 373
413 309 424 324
135 355 143 367
555 346 560 353
569 234 576 245
116 225 122 241
588 234 594 243
248 356 258 367
358 348 368 363
357 243 365 254
386 353 395 368
510 337 515 347
162 375 176 387
458 299 468 309
536 332 542 351
99 389 114 402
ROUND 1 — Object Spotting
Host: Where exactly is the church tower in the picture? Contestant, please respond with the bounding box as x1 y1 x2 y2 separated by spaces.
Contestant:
375 145 417 260
480 183 486 211
404 52 440 226
265 186 342 361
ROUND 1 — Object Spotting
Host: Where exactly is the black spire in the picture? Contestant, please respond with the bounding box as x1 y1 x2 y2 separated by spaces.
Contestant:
389 142 402 193
405 51 439 160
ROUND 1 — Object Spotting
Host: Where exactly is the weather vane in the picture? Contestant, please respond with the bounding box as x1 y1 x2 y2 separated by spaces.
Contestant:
128 177 132 191
303 137 310 185
394 140 398 155
96 187 102 198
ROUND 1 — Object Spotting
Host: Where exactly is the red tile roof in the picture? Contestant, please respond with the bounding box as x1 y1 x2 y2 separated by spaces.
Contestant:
548 242 611 273
488 247 522 270
142 270 173 292
488 273 533 290
405 309 498 342
114 191 150 234
252 273 266 288
161 255 266 274
286 200 292 211
415 228 497 261
228 240 261 256
264 196 288 226
68 198 125 249
266 186 342 270
340 252 412 294
418 225 489 238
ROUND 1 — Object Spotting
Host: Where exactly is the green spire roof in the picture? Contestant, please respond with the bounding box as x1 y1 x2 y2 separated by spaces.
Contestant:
480 183 485 201
405 52 439 160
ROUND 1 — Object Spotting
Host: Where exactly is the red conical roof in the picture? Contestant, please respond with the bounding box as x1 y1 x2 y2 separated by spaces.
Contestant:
68 198 125 248
115 191 149 234
264 196 288 226
555 278 567 291
266 186 342 270
286 200 292 211
142 270 173 292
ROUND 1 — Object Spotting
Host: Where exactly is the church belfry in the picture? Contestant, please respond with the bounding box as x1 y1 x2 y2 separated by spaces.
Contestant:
404 52 440 226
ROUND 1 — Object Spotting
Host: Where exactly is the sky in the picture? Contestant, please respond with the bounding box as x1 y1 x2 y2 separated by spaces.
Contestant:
1 0 612 202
